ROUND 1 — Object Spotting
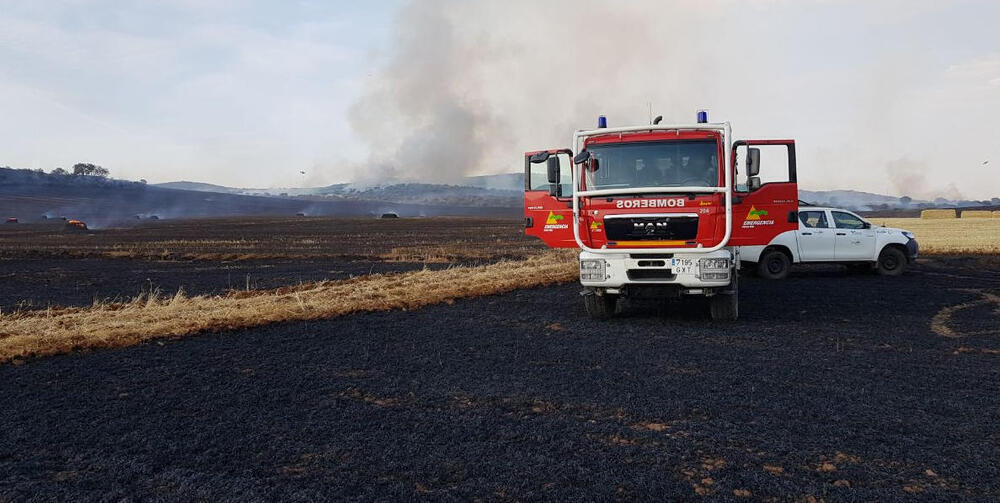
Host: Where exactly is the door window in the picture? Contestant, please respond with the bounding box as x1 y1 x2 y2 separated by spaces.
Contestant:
831 211 866 229
734 143 792 191
799 210 829 228
527 153 572 195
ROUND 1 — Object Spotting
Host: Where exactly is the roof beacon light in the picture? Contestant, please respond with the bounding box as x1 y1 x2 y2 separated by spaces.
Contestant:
697 110 708 124
597 115 607 128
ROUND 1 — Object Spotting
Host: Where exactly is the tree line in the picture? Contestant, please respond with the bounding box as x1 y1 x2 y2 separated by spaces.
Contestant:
49 163 110 177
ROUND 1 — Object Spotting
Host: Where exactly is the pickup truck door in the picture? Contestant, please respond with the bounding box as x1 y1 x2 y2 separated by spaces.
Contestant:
796 209 835 261
523 149 578 248
831 210 877 260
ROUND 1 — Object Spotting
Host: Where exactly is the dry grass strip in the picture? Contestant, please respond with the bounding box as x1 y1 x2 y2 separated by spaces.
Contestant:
930 288 1000 338
0 250 577 363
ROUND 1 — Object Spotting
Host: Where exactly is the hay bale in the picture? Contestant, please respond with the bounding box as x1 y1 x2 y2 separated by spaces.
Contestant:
961 210 992 218
921 209 956 219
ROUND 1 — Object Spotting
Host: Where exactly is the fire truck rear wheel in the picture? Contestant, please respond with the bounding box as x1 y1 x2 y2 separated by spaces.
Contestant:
709 292 738 322
584 293 617 320
757 249 790 280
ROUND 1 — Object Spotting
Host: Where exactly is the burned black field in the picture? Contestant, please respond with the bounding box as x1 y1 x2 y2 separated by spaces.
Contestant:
0 257 451 312
1 218 999 501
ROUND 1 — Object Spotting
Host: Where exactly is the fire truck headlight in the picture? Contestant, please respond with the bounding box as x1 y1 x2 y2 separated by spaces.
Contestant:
580 259 606 281
698 258 730 270
698 258 731 280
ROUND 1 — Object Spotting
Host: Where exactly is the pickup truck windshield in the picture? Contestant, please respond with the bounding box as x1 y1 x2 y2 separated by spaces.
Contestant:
585 140 719 190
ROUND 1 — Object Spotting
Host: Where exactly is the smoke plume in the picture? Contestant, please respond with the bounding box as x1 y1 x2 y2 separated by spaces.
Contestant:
885 157 964 201
348 1 998 200
348 0 723 183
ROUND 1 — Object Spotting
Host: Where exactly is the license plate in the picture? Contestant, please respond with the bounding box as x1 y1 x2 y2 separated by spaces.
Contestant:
670 258 694 274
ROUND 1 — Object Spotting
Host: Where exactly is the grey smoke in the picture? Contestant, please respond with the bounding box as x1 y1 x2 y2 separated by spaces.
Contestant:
347 1 997 201
885 157 964 201
348 0 722 183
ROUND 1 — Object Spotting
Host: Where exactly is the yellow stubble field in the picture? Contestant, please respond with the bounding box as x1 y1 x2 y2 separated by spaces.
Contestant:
871 218 1000 254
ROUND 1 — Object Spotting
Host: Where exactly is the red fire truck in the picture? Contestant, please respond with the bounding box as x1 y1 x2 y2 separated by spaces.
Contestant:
524 112 798 321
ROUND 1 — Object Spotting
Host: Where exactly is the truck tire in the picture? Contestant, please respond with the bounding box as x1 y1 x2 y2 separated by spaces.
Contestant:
709 292 738 321
877 247 907 276
757 249 790 280
709 274 738 322
584 294 617 320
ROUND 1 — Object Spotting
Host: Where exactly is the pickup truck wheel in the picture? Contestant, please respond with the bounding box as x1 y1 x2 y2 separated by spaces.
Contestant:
877 247 907 276
757 250 790 280
709 292 738 322
584 294 617 320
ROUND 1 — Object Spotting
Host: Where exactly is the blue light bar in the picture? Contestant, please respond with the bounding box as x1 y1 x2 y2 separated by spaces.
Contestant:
598 115 607 128
697 110 708 123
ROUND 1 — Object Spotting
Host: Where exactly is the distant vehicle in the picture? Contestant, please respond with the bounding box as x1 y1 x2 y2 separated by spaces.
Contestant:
65 220 88 231
5 217 17 224
739 206 918 279
149 215 160 220
296 212 306 217
380 212 399 219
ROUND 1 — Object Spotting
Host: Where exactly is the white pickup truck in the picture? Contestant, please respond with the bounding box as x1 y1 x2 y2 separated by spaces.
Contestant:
739 206 918 279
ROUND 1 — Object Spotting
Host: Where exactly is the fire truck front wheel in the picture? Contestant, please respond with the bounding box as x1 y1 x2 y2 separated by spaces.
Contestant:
709 292 739 322
583 293 618 320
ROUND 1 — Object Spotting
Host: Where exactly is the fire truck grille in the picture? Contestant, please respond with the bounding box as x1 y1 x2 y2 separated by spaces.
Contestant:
605 216 698 241
626 269 677 281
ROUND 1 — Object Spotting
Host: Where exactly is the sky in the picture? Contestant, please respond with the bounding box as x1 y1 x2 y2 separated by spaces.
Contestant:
1 0 998 199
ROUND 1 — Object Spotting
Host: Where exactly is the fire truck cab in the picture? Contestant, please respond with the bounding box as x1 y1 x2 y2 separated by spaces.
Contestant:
524 113 798 321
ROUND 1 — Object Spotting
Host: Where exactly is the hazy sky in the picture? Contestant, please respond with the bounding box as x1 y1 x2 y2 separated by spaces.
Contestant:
2 1 998 198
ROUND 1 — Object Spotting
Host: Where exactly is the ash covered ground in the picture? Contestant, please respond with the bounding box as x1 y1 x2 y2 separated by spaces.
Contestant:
1 257 999 500
0 258 449 312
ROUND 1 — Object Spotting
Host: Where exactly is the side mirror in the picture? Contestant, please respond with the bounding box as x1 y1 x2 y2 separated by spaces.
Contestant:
546 157 560 184
748 176 761 191
528 151 550 164
587 157 599 172
572 150 590 164
546 157 562 197
747 147 761 177
862 221 871 229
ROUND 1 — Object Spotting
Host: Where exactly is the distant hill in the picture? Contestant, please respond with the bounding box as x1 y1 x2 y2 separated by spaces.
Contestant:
156 173 994 212
8 166 997 227
154 181 242 193
155 175 524 208
0 168 518 228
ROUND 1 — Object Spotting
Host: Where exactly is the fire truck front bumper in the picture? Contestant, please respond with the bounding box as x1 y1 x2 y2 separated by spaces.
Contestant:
579 249 735 290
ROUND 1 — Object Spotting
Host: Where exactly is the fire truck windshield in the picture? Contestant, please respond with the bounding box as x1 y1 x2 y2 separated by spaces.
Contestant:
585 140 719 190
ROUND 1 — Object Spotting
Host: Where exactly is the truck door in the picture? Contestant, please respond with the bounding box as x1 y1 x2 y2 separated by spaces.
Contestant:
797 209 835 261
524 149 578 248
729 140 799 247
831 210 877 260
